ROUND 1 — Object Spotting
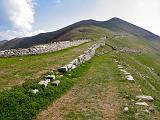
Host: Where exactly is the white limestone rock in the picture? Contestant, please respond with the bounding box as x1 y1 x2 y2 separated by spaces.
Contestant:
45 74 55 81
123 107 129 112
123 72 131 75
136 95 154 102
126 75 135 81
38 80 49 87
59 66 68 72
135 102 149 106
118 65 123 69
52 80 60 86
31 89 39 94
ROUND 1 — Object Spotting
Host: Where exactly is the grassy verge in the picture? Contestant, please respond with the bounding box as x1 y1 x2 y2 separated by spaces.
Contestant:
0 60 92 120
114 52 160 119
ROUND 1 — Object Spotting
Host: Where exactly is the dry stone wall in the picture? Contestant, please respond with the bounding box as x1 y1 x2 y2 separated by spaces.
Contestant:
58 41 105 73
0 39 91 57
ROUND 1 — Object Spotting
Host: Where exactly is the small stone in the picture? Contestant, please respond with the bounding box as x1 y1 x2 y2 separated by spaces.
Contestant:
120 69 126 72
135 102 149 106
126 77 135 81
58 66 68 72
123 72 131 75
38 80 49 87
126 75 134 79
136 95 154 102
45 74 55 81
126 75 135 81
45 79 51 82
71 65 76 69
115 60 118 63
140 109 150 114
52 80 60 86
149 106 155 112
118 65 123 69
123 107 129 112
59 75 63 77
30 89 39 94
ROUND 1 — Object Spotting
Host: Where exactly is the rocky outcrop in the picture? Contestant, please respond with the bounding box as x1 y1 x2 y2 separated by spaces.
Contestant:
0 39 91 57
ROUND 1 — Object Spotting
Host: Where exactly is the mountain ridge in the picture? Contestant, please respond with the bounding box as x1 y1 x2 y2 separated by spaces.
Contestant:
0 17 159 50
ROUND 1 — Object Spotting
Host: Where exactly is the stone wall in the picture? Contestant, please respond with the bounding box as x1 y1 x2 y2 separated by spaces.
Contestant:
0 39 91 57
58 41 105 72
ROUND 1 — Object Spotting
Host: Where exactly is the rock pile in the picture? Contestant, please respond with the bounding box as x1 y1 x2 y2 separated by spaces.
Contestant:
0 39 91 57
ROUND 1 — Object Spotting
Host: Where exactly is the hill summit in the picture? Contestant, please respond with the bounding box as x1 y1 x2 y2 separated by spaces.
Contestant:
0 17 159 50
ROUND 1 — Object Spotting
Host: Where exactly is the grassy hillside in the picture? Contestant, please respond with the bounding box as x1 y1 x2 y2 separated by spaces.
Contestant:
0 42 95 91
35 45 160 120
0 24 160 120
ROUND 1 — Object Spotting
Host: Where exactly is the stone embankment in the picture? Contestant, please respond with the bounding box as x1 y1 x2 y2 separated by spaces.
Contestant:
0 39 91 57
58 41 106 72
31 40 105 93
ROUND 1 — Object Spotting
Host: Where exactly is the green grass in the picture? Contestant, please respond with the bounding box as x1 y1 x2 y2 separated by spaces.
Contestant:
0 59 92 120
0 42 94 91
0 25 160 120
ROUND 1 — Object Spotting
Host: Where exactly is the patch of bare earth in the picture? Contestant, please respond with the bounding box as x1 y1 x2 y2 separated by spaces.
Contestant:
98 84 121 119
35 86 80 120
35 80 121 120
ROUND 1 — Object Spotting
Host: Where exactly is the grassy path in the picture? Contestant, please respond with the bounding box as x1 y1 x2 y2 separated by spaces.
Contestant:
35 51 124 120
0 42 94 91
35 46 160 120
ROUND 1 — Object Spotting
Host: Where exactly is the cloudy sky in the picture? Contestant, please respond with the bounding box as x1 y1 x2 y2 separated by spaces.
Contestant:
0 0 160 41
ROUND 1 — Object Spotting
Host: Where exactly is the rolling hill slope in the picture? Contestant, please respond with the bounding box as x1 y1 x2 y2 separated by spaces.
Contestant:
0 17 159 50
0 17 160 120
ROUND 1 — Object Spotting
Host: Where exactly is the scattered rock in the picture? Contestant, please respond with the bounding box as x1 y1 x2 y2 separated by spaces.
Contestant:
52 80 60 86
115 60 118 63
123 107 129 112
136 95 154 102
45 79 51 83
30 89 39 94
59 75 64 77
45 74 55 81
149 106 155 112
135 102 149 106
118 65 123 69
38 80 49 87
142 109 150 114
137 109 150 114
123 72 131 75
58 66 68 73
126 75 135 81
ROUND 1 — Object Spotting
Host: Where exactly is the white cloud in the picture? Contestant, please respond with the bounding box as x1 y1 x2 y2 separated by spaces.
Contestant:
3 0 35 31
91 0 160 35
0 0 45 41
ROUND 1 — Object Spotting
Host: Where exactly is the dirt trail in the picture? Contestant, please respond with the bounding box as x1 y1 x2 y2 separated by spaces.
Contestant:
35 86 80 120
35 54 122 120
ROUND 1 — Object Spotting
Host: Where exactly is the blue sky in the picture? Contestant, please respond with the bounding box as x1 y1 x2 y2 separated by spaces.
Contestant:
0 0 160 40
